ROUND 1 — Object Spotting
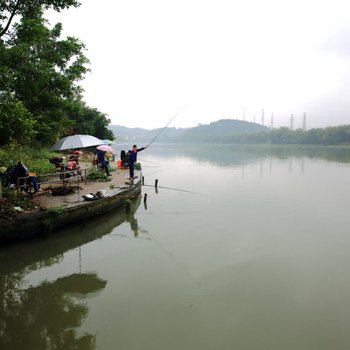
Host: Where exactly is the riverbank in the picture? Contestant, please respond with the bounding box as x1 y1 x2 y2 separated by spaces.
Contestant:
0 163 142 242
34 163 132 210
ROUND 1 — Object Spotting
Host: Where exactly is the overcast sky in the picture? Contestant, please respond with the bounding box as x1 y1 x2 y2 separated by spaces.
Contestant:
46 0 350 130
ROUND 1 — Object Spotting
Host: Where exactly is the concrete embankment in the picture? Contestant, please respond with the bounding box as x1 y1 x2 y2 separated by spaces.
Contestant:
0 168 142 242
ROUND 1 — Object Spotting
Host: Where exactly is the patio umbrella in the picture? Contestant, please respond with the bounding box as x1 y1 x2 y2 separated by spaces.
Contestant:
102 139 115 145
96 145 114 152
51 134 104 151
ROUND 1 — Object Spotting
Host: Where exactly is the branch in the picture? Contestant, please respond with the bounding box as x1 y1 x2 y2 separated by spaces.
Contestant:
0 0 21 38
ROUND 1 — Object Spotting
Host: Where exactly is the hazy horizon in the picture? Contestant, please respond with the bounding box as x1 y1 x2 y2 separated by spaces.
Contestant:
46 0 350 130
109 117 350 131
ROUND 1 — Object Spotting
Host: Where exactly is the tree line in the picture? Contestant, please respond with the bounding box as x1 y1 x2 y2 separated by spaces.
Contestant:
178 125 350 145
0 0 114 147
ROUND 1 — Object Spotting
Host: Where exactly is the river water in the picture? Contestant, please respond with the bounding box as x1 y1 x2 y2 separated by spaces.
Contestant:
1 144 350 350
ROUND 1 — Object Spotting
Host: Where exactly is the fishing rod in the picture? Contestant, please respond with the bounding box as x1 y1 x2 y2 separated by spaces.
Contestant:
146 104 186 147
142 183 221 200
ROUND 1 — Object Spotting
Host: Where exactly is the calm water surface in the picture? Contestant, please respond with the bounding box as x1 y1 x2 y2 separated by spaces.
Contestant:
1 144 350 350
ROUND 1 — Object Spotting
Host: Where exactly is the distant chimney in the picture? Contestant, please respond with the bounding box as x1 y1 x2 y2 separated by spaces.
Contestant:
290 114 294 130
270 113 274 129
302 113 307 130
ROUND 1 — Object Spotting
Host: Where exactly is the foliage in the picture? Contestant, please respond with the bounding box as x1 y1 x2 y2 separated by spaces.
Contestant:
1 8 89 145
0 94 37 145
0 189 40 219
86 170 110 182
268 125 350 145
0 145 57 174
41 205 63 231
0 1 113 147
0 0 80 38
176 124 350 146
66 100 115 141
0 199 18 219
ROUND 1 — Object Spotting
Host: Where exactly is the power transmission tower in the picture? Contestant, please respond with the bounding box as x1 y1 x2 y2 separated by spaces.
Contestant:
290 114 294 130
261 108 265 125
270 113 274 129
302 113 307 130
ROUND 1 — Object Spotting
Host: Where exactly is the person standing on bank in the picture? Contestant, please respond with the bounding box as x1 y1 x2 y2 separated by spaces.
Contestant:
129 144 147 180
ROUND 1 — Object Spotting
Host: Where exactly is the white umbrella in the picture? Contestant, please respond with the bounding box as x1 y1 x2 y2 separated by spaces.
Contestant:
51 135 104 151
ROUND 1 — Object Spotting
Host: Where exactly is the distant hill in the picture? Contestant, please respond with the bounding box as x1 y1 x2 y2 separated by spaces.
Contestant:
108 125 151 141
182 119 267 136
109 119 268 143
109 125 185 143
109 121 350 145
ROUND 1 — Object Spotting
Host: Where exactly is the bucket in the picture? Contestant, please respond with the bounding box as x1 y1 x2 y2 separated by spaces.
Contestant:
116 160 124 169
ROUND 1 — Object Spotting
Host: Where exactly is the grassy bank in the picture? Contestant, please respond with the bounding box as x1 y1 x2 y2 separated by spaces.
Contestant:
0 145 58 218
0 144 58 174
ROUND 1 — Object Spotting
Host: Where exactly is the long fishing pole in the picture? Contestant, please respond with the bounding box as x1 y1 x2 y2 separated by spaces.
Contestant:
146 104 186 147
142 183 221 200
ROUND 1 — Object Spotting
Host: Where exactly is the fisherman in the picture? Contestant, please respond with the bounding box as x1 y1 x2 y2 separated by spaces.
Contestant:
97 150 111 176
129 144 147 180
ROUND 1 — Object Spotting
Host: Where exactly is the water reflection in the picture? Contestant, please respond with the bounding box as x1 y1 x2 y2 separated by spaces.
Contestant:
1 145 350 350
146 144 350 166
0 196 141 274
0 197 142 350
0 272 106 350
127 209 140 237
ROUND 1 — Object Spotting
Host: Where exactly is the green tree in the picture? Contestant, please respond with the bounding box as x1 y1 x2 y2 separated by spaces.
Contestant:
0 94 37 145
0 0 80 38
1 8 89 144
66 101 115 140
0 2 114 146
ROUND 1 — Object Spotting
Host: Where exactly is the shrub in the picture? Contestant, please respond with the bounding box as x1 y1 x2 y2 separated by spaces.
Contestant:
86 171 109 182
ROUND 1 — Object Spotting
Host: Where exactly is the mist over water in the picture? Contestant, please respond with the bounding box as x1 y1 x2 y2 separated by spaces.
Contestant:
1 144 350 350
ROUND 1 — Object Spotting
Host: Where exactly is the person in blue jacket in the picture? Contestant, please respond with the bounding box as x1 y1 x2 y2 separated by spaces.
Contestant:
97 150 111 176
129 144 147 180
